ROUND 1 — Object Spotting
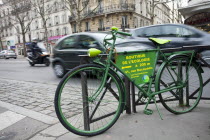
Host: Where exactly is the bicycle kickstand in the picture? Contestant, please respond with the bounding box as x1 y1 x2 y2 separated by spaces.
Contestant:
143 96 163 120
153 96 163 120
143 98 153 115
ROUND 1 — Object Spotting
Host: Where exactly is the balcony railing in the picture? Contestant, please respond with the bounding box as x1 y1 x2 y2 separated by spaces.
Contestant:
121 24 130 29
98 27 105 31
85 29 91 32
93 3 135 16
69 3 135 22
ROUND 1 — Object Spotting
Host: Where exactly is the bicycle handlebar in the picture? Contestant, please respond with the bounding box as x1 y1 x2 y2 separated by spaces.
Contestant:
111 26 132 36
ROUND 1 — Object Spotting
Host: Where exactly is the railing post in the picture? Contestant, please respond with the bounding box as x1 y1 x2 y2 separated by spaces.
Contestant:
81 71 90 130
131 82 137 113
125 77 131 114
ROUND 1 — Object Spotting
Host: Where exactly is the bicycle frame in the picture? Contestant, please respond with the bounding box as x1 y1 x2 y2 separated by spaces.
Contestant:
89 30 196 119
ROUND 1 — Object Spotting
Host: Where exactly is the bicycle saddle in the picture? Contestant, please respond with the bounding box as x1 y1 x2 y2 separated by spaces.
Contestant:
149 38 171 45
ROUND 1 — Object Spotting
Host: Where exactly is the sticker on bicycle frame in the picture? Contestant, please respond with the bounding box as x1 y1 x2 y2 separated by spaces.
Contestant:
142 75 150 83
116 50 157 85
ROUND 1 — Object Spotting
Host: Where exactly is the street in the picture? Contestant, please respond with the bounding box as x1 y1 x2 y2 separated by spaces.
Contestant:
0 57 210 140
0 58 60 84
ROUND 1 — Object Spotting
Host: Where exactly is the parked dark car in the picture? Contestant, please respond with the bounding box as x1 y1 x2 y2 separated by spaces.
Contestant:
129 23 210 58
52 32 153 78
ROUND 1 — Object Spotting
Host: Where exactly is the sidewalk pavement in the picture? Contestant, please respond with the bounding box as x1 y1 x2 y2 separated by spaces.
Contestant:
0 78 210 140
17 55 26 59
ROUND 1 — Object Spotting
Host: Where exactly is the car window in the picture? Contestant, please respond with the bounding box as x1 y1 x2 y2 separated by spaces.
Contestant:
116 42 145 47
60 36 77 49
79 35 99 48
135 26 162 37
161 25 198 37
8 50 14 53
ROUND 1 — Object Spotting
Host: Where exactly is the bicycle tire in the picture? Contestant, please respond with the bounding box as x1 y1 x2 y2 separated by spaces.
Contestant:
54 64 124 136
156 55 203 114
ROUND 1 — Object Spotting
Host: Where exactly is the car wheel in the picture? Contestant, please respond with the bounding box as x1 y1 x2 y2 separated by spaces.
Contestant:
14 57 17 59
54 62 66 78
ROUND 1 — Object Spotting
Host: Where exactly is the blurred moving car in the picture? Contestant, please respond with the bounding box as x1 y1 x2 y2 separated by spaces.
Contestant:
52 32 153 78
130 23 210 60
0 50 17 59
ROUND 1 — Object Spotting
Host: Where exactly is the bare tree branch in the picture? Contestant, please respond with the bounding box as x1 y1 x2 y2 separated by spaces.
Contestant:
8 0 33 57
63 0 103 32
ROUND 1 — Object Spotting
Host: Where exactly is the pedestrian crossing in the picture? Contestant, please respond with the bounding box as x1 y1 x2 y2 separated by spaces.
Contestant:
0 106 50 140
0 111 26 131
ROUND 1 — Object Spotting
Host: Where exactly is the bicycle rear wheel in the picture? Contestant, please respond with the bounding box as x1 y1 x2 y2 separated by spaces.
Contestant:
156 55 203 114
54 64 124 136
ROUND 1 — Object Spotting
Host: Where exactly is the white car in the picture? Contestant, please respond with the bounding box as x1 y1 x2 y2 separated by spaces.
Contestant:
0 50 17 59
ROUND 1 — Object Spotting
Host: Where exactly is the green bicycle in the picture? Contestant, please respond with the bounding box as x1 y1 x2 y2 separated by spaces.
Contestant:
54 27 203 136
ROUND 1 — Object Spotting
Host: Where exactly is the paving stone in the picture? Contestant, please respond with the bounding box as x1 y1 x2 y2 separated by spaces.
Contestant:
39 110 53 115
24 105 36 109
40 123 68 137
0 79 81 118
45 106 55 111
48 112 57 118
38 104 51 108
33 107 45 112
29 134 56 140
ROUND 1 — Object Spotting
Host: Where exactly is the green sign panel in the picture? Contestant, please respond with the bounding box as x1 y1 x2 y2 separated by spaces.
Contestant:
116 50 157 85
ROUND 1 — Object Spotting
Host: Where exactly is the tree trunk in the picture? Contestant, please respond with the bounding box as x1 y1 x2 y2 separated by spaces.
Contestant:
44 24 49 53
77 21 82 32
0 37 3 51
22 32 27 57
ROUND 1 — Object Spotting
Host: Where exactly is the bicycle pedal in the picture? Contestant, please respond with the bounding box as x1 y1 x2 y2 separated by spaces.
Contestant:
144 109 153 115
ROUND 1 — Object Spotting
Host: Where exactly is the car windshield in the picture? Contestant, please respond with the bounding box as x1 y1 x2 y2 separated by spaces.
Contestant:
94 33 125 45
37 42 47 52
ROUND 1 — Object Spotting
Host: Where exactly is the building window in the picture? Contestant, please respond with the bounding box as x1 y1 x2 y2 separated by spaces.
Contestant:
54 2 59 11
134 17 138 28
56 28 60 36
18 36 20 43
35 20 39 29
48 17 52 26
146 21 149 26
36 32 39 39
62 14 66 23
98 19 104 31
85 22 90 31
140 19 144 27
121 16 128 29
55 16 59 25
48 30 53 37
10 28 13 36
73 24 77 33
63 27 69 35
47 4 51 14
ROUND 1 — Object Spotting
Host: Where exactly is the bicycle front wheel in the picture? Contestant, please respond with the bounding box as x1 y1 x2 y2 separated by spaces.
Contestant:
54 64 124 136
156 55 203 114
